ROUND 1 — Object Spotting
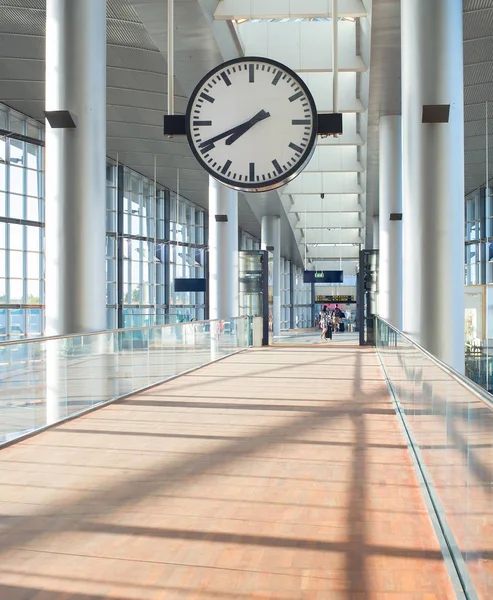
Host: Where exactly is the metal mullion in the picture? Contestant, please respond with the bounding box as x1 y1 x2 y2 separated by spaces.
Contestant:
22 146 28 333
5 137 10 320
117 165 124 328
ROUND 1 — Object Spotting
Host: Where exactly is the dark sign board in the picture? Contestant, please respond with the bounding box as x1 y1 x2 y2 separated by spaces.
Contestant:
316 295 355 303
174 278 207 293
303 270 343 284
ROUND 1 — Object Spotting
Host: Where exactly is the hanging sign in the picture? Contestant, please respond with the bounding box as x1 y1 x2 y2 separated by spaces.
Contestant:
303 270 343 284
316 295 355 303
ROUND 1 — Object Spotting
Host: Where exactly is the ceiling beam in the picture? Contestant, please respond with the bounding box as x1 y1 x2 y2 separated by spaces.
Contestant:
237 20 366 72
214 0 368 20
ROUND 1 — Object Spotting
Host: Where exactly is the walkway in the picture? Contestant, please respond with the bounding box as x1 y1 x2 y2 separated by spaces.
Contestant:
0 346 455 599
274 329 360 345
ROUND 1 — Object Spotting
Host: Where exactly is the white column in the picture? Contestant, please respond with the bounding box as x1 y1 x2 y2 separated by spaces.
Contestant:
45 0 107 424
379 116 403 330
401 0 465 372
208 177 239 320
45 0 107 336
261 216 281 336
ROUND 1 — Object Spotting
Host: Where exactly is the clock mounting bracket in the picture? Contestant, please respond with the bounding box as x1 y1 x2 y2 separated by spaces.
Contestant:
163 112 343 137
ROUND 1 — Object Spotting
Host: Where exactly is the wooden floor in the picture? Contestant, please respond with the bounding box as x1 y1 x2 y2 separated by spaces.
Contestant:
0 347 455 599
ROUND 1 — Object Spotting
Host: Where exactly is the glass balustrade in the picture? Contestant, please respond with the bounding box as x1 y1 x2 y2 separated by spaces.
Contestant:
0 317 253 446
376 317 493 599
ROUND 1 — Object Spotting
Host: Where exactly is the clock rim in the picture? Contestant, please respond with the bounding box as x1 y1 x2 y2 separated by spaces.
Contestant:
185 56 318 193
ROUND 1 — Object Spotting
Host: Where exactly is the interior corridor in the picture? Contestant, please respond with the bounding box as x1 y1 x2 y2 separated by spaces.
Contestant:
0 346 455 599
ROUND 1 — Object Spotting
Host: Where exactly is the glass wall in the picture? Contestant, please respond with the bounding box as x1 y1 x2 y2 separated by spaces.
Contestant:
169 192 206 322
465 191 482 286
0 103 211 339
119 168 170 329
292 264 312 328
281 257 291 330
0 105 44 341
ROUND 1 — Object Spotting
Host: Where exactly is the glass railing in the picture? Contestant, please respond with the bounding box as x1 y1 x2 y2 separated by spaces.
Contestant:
376 317 493 599
0 316 253 446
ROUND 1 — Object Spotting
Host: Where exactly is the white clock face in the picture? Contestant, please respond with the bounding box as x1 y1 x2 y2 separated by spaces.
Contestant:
186 57 318 192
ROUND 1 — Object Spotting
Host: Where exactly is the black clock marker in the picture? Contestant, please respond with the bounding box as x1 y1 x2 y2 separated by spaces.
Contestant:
193 120 212 126
272 159 283 175
221 72 232 86
249 64 255 83
289 91 303 102
272 71 282 86
249 162 255 181
289 142 303 153
200 92 215 103
221 160 232 174
292 119 311 125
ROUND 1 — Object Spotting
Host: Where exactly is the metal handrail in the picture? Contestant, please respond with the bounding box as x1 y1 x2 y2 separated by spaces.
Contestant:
376 316 493 411
0 316 249 348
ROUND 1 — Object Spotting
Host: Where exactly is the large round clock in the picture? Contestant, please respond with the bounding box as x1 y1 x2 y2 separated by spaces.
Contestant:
185 57 318 193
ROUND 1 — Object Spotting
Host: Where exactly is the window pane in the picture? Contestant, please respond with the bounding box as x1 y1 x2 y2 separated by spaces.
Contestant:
9 115 24 135
27 279 40 303
27 169 40 198
27 252 40 279
0 163 5 192
9 139 25 166
27 122 41 140
27 308 43 335
10 165 24 195
26 226 41 252
9 250 24 278
26 197 41 222
26 143 40 169
9 224 24 250
9 193 24 219
9 279 23 303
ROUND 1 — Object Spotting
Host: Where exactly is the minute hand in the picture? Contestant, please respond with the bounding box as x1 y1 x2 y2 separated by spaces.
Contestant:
198 110 270 150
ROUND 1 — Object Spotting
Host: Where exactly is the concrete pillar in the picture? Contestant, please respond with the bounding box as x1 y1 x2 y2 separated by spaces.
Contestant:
379 115 403 329
45 0 107 336
261 216 281 336
208 176 239 321
45 0 107 424
401 0 465 371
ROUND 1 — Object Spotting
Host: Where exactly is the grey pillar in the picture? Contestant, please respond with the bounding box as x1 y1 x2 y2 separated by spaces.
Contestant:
261 216 281 336
378 116 403 330
401 0 465 371
208 177 238 320
45 0 106 336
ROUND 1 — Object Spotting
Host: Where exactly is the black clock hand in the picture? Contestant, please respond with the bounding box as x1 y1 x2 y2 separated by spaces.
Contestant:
225 110 270 145
199 110 270 151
